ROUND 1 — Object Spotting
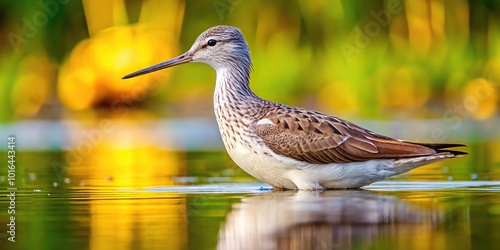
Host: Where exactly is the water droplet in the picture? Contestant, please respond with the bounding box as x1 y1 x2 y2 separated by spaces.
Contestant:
64 178 71 184
53 182 59 187
0 176 5 182
28 172 36 180
223 169 234 176
442 167 449 174
471 173 478 180
79 180 86 186
33 189 41 192
28 173 36 181
448 176 453 181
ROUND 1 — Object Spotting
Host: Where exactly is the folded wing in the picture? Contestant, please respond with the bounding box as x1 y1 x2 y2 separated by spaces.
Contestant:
253 109 465 164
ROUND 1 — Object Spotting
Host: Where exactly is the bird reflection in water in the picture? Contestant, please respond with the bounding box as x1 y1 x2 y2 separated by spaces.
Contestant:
217 190 442 250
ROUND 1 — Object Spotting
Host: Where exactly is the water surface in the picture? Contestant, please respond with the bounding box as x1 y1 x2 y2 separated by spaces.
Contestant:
0 118 499 249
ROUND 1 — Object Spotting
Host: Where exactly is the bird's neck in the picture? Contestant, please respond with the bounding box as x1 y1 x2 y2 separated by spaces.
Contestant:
213 65 262 151
214 66 257 103
213 65 263 131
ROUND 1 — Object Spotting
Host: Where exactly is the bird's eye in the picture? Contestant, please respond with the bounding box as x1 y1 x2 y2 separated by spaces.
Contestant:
207 39 217 46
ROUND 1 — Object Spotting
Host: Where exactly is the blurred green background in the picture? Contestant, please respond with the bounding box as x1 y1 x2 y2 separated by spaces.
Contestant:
0 0 498 120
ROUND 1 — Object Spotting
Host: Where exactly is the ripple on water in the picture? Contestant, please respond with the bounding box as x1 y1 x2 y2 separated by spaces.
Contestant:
145 183 272 194
365 181 500 192
141 181 500 194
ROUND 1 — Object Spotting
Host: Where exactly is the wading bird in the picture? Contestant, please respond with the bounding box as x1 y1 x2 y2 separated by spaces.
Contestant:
123 25 466 190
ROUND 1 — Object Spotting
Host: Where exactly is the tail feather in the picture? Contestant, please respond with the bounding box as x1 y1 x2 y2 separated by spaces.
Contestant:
437 149 468 156
391 142 466 173
407 142 467 156
393 151 463 174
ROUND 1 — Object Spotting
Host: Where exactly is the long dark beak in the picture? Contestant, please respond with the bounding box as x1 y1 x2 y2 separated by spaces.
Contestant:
122 52 192 79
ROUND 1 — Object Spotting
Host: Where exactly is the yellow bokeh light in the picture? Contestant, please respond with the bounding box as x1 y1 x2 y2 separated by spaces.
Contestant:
57 25 179 110
461 78 498 120
66 119 185 188
11 53 55 116
57 0 185 111
376 66 430 110
318 80 360 115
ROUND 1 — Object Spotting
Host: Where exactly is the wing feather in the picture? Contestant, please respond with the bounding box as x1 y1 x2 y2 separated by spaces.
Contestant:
253 109 447 164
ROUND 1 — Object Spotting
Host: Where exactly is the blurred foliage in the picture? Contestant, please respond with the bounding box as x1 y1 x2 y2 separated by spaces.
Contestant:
0 0 499 120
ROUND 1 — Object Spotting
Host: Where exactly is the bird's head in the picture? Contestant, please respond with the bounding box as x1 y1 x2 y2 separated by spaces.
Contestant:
123 25 251 79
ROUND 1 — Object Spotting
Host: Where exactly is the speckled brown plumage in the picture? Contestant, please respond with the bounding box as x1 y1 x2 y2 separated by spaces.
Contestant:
253 106 465 164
